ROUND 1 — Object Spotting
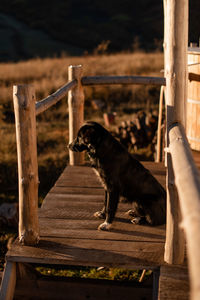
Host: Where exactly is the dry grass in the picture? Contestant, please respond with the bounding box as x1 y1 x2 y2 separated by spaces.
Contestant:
0 52 163 103
0 51 164 199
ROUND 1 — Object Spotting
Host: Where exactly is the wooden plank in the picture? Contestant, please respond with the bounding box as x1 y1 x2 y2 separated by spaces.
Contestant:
48 186 104 195
14 277 153 300
38 218 165 241
0 261 16 300
39 204 132 219
6 237 164 269
158 265 189 300
41 193 105 210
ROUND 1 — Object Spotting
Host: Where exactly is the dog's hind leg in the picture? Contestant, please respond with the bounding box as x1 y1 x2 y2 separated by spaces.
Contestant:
94 190 107 219
98 189 119 231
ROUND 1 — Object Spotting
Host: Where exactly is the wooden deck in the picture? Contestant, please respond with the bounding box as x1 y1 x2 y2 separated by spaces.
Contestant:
4 161 190 299
7 162 166 270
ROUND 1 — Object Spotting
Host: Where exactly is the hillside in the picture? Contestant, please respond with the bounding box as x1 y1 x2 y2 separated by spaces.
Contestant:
0 0 199 62
0 0 199 61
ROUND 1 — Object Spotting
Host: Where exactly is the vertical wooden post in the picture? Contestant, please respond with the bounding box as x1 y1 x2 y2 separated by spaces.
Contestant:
0 262 16 300
163 0 188 264
68 65 85 165
13 85 39 245
156 85 165 163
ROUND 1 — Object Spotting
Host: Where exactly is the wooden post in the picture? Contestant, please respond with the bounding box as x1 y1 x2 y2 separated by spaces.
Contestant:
156 86 165 163
68 65 85 165
163 0 188 264
13 85 39 245
0 262 16 300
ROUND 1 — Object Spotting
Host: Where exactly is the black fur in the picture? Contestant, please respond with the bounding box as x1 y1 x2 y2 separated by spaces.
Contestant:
69 121 166 230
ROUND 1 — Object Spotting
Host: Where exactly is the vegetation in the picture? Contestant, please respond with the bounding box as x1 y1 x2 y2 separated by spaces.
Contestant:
0 0 164 61
35 265 152 282
0 1 199 61
0 51 163 277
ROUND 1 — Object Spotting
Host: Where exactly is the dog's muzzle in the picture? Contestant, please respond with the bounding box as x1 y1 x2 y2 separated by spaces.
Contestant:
68 142 78 152
68 141 88 152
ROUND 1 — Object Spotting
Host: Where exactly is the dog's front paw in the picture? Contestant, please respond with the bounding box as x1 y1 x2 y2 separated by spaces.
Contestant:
131 217 146 225
131 217 142 225
94 211 106 219
98 221 112 231
126 209 136 217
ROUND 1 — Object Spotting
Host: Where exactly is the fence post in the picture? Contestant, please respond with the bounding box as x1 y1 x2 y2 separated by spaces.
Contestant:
163 0 188 264
13 85 39 245
68 65 85 165
156 86 165 163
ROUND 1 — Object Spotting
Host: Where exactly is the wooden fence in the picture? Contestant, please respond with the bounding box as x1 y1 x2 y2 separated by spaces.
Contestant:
11 0 200 299
13 68 166 246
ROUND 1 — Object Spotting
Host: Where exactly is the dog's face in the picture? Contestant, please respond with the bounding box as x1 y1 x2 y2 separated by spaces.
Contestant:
68 122 103 153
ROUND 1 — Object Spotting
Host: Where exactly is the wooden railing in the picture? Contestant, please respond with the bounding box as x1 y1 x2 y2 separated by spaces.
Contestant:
13 65 165 246
169 123 200 300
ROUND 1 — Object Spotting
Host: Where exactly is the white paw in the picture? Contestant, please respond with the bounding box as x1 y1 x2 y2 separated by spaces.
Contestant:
94 211 105 219
125 209 136 217
131 217 141 224
98 221 112 231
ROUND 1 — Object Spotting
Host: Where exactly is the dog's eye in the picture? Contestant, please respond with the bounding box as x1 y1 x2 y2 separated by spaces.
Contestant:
84 136 90 144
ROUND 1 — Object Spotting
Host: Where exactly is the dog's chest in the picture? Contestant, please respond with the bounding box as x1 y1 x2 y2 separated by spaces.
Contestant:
93 166 107 190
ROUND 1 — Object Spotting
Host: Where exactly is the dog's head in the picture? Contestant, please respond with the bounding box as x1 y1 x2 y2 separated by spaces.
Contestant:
68 122 106 153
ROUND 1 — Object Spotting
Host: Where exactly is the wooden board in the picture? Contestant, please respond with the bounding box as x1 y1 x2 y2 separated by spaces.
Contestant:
7 163 166 270
158 265 189 300
14 277 153 300
0 261 16 300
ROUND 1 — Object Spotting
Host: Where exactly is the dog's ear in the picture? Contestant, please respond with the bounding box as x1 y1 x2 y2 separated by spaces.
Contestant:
83 127 96 144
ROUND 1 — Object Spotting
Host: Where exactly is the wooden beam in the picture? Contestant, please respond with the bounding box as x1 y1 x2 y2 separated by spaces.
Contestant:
68 65 85 165
163 0 188 265
169 123 200 300
0 262 16 300
13 85 39 245
81 75 166 86
35 80 77 115
156 86 165 163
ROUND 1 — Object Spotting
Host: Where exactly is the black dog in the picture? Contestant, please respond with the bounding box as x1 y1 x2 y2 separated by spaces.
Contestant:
69 121 166 231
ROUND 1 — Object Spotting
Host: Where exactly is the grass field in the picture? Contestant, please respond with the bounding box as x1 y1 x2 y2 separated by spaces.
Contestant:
0 51 164 277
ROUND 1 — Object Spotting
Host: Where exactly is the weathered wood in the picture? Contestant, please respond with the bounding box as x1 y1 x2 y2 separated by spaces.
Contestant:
81 75 166 86
14 277 153 300
169 123 200 300
6 236 164 270
156 86 165 163
158 264 189 300
187 50 200 151
163 0 188 265
6 163 166 271
0 262 16 300
13 85 39 245
68 65 85 165
35 80 77 115
38 218 165 242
